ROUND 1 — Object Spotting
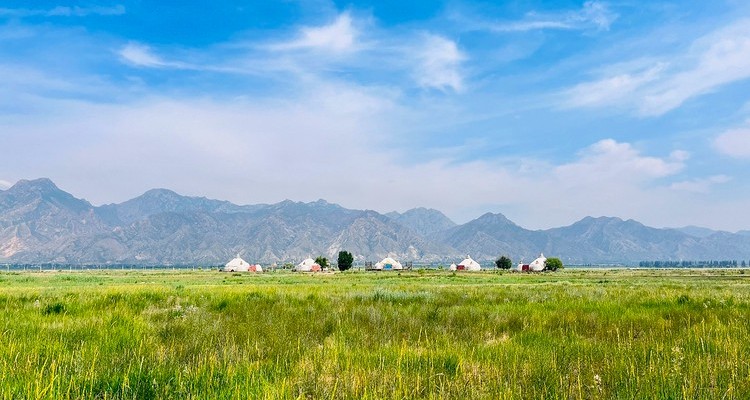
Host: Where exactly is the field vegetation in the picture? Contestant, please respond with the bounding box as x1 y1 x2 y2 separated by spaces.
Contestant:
1 268 749 399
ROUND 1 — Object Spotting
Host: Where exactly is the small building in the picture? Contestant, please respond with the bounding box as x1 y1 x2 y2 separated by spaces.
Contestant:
529 253 546 272
513 253 546 272
374 257 403 270
455 256 481 271
295 258 322 272
224 255 262 272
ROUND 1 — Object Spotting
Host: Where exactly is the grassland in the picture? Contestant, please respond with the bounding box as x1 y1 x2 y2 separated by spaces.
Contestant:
1 268 749 399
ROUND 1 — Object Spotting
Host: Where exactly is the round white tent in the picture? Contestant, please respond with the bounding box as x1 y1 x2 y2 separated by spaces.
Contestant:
224 256 250 272
529 253 547 272
374 257 402 270
296 258 321 272
448 263 457 271
457 256 481 271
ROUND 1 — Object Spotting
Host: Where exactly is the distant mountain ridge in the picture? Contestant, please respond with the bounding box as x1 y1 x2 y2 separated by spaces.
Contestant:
1 178 749 265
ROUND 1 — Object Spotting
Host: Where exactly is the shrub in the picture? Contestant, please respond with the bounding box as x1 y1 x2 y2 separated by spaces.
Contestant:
495 256 512 269
337 251 354 271
545 257 564 271
43 302 66 315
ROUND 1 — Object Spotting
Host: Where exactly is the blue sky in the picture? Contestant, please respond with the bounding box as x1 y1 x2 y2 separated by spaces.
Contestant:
1 1 750 231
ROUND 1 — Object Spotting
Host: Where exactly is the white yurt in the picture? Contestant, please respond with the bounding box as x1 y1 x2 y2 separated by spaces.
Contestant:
374 257 402 270
296 258 321 272
249 264 263 273
449 263 457 271
457 256 481 271
224 256 250 272
529 253 547 272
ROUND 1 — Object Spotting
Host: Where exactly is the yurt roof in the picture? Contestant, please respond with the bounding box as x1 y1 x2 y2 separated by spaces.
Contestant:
225 257 248 268
459 256 480 267
298 258 316 267
380 257 399 265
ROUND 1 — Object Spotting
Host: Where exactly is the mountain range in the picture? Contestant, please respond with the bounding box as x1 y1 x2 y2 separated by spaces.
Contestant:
1 178 749 265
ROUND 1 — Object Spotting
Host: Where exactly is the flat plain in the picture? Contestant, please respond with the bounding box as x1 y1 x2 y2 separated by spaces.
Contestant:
1 268 749 399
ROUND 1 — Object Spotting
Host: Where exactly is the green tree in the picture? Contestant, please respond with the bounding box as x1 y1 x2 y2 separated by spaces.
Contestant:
545 257 563 271
337 251 354 271
315 256 329 269
495 256 512 270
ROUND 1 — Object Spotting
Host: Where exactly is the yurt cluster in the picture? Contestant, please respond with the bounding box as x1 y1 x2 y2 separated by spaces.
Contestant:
222 253 549 273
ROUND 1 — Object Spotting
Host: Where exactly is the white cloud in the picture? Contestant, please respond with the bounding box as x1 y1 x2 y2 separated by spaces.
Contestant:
640 20 750 116
482 1 617 32
564 63 665 108
272 12 358 53
0 179 11 189
564 19 750 116
4 82 745 230
118 42 198 70
670 175 731 193
0 5 125 18
714 124 750 158
554 139 685 185
413 34 465 92
577 1 616 30
111 12 466 94
118 42 168 68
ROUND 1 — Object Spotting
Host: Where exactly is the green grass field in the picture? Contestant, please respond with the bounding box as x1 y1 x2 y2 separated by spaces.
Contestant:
1 268 749 399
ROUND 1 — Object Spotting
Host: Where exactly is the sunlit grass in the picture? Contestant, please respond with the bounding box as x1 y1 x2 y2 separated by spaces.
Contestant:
1 269 749 398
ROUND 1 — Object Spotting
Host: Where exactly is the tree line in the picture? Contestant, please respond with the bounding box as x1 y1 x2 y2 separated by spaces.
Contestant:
638 260 748 268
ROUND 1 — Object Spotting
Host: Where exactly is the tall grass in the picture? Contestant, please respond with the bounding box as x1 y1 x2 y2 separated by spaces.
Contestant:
0 269 748 398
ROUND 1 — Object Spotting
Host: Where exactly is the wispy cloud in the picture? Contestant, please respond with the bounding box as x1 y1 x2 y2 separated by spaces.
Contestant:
271 12 358 53
115 12 466 92
714 122 750 159
464 1 617 33
118 42 227 72
563 18 750 116
413 34 465 92
670 175 731 193
565 63 665 108
119 42 169 68
0 5 125 18
640 20 750 116
0 179 11 189
554 139 686 185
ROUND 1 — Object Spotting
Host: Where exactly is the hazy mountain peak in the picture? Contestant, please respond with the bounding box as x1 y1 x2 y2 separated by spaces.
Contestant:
2 178 92 213
386 207 456 236
579 215 624 224
8 178 59 194
140 188 182 198
476 212 516 225
674 225 722 238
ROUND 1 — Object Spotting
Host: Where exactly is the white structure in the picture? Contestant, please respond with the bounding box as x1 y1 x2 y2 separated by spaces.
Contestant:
224 255 262 272
529 253 547 272
296 258 321 272
513 253 547 272
456 256 481 271
374 257 403 270
448 263 457 271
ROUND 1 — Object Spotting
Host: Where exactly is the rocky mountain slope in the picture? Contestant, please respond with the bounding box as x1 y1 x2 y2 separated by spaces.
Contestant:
1 178 749 265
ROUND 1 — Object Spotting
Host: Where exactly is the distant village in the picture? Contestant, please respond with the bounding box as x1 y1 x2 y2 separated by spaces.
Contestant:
222 253 554 273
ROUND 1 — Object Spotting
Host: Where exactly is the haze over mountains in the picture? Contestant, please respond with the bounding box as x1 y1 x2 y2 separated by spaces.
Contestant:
1 178 749 265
